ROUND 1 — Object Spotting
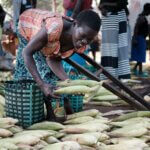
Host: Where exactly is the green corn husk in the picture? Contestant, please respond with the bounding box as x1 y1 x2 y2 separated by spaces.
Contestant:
64 116 94 125
109 124 148 138
98 138 148 150
92 95 119 101
113 111 150 122
110 117 150 127
45 136 60 144
57 79 100 87
15 130 54 139
67 109 99 120
43 141 81 150
28 121 65 131
62 133 98 146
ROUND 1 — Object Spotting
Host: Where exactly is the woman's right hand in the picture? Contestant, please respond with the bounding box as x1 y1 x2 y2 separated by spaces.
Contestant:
41 83 59 99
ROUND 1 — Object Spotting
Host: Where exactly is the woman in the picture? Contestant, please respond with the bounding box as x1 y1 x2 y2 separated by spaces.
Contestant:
99 0 131 80
131 3 150 77
14 9 101 120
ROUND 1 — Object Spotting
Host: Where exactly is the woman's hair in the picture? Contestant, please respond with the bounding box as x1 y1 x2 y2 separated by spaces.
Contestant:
0 5 6 27
76 9 101 32
142 3 150 16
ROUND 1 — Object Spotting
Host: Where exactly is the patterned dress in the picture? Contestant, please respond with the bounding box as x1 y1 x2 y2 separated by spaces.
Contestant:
14 9 85 84
100 10 131 80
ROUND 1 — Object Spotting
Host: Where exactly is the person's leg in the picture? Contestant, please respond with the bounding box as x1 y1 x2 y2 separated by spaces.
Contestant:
91 50 96 61
44 97 56 121
100 13 119 80
118 10 131 79
133 62 139 71
138 62 142 74
63 97 74 115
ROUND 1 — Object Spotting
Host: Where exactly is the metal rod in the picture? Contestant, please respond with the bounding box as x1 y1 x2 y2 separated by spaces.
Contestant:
103 82 147 110
78 53 150 110
65 58 100 81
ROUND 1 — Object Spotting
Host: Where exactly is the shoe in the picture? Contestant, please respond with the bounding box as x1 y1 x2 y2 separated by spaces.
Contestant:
138 72 149 78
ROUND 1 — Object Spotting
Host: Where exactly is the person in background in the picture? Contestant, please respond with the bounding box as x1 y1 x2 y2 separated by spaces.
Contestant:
63 0 92 18
13 0 37 33
99 0 131 80
14 9 101 121
0 5 14 70
63 0 99 72
130 3 150 77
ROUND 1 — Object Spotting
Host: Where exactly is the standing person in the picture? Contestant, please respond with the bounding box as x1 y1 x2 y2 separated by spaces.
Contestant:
13 0 37 33
99 0 131 80
0 5 14 70
14 9 101 121
63 0 92 18
131 3 150 77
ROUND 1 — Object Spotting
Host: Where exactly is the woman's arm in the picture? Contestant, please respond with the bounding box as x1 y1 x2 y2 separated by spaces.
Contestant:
71 0 83 19
46 57 69 81
23 27 58 98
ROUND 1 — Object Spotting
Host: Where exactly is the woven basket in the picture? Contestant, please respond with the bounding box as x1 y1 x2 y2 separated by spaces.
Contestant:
4 80 45 128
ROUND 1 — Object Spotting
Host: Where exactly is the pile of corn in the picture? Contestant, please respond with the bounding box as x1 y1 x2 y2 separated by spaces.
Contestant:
55 79 128 107
0 108 150 149
0 79 150 149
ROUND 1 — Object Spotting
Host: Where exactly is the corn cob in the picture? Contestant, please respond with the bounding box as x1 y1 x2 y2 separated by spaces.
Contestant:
0 141 18 150
113 111 150 122
64 116 94 125
67 109 99 120
28 121 65 131
45 136 60 144
109 124 148 138
81 145 96 150
110 117 150 127
57 79 99 87
43 141 81 150
8 126 23 134
92 95 119 101
15 130 54 139
0 128 13 137
62 134 98 146
62 122 109 134
54 85 93 95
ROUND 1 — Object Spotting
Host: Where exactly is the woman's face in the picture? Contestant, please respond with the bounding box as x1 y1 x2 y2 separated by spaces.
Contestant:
72 23 98 50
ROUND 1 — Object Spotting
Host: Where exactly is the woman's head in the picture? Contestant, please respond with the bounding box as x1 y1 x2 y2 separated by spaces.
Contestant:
72 9 101 50
0 5 6 27
142 3 150 16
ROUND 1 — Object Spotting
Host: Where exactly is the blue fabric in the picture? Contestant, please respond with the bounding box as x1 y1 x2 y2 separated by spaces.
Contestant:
14 33 58 84
66 9 73 17
0 43 6 56
131 36 146 62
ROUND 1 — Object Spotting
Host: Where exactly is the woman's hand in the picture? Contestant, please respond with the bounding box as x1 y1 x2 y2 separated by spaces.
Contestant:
41 83 59 99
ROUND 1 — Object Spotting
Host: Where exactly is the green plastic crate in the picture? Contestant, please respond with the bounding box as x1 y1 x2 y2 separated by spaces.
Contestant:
4 80 45 128
52 95 83 113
